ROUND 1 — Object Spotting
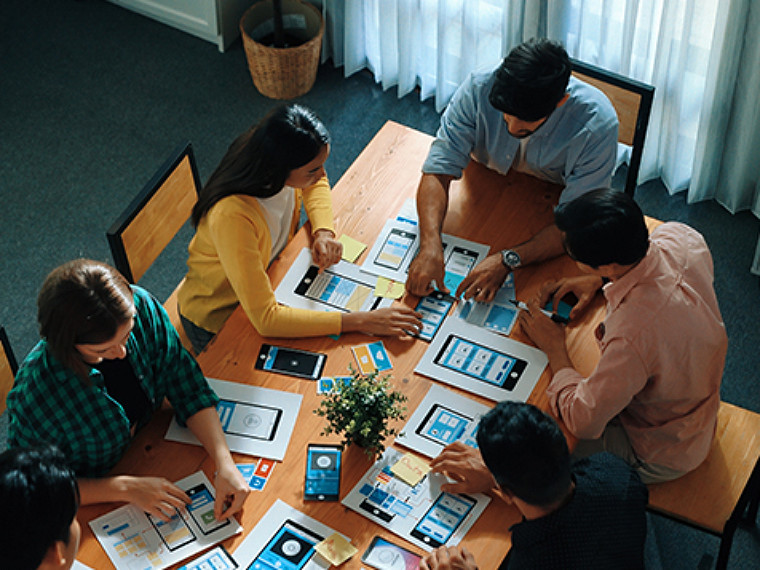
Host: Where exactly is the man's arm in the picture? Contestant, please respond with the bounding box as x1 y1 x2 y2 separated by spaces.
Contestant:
406 173 455 296
456 223 566 302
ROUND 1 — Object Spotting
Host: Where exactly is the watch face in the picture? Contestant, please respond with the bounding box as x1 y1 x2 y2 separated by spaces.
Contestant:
502 250 521 268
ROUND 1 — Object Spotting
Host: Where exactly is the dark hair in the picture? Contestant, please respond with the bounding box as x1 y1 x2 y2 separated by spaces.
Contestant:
192 104 331 226
477 402 571 506
554 188 650 268
489 38 571 121
0 445 79 569
37 259 135 379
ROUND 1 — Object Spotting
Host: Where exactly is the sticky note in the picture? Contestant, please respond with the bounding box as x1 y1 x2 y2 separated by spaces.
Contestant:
391 453 431 487
315 533 358 566
374 276 405 299
338 234 367 262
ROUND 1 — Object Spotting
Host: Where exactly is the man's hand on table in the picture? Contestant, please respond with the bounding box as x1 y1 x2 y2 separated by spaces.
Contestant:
421 546 479 570
455 253 509 303
407 246 448 297
430 442 497 494
518 299 574 372
213 461 251 520
312 229 343 270
535 275 603 321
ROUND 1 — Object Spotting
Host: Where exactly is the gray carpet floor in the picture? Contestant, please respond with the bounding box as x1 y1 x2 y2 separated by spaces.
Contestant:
1 1 759 567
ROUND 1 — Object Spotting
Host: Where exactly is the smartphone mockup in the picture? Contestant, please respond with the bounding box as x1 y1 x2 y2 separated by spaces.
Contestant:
304 444 341 501
361 535 422 570
248 519 322 570
409 493 476 549
414 291 455 342
255 344 326 381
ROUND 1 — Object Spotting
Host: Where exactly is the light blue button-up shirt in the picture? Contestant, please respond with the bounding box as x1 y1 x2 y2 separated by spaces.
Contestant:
423 71 619 204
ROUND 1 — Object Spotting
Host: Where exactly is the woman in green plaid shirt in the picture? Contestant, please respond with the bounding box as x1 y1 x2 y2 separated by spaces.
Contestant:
6 259 250 522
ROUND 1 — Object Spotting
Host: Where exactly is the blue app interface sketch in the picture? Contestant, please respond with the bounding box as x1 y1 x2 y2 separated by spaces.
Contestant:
415 292 454 341
305 446 341 500
435 336 526 390
249 520 322 570
411 493 475 548
417 404 478 448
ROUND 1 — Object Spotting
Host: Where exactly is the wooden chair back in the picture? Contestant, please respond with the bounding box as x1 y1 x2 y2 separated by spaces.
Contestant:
571 59 655 197
0 327 19 414
107 142 200 284
647 401 760 568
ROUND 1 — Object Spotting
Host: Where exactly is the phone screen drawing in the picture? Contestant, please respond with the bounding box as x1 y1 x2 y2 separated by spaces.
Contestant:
415 404 473 447
375 228 416 270
410 493 475 549
186 484 230 535
362 536 421 570
294 265 379 312
304 444 341 501
255 344 326 381
216 400 282 441
248 520 322 570
414 292 454 342
443 247 478 291
434 335 527 391
147 510 196 551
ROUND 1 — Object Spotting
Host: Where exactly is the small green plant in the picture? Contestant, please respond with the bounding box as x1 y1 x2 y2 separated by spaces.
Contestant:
314 365 407 459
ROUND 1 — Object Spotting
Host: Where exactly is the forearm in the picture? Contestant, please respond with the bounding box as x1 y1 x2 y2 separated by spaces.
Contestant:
78 475 137 506
512 223 565 267
186 407 235 471
417 173 453 252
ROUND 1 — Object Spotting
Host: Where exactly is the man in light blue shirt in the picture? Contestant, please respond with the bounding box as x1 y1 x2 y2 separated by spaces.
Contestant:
407 39 618 301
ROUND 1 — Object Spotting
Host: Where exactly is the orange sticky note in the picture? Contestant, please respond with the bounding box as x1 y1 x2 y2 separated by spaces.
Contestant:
315 532 357 565
374 276 405 299
391 453 431 486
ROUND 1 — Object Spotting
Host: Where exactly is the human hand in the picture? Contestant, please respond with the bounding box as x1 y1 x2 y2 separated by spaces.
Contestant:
455 253 509 302
312 229 343 270
429 442 496 494
354 305 423 337
407 247 447 297
420 546 479 570
213 462 251 519
536 275 603 320
518 300 572 370
124 476 191 522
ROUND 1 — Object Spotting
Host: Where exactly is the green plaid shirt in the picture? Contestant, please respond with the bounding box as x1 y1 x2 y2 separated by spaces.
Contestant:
7 286 219 477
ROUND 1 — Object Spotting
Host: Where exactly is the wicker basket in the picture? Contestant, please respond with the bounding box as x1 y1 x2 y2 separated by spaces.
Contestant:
240 0 324 100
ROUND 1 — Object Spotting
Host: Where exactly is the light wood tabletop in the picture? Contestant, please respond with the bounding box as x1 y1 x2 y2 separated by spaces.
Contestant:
75 121 611 569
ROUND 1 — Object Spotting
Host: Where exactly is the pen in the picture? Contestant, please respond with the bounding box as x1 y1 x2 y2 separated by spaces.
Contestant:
509 299 570 324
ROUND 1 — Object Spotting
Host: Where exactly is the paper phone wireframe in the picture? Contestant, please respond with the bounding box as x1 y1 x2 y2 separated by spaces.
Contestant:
255 343 326 381
415 318 547 402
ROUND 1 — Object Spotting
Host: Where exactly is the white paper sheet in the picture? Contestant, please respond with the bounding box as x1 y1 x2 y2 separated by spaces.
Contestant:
414 318 547 402
231 499 344 568
360 219 490 290
396 384 493 459
89 471 242 570
165 378 302 461
342 448 490 552
453 273 518 335
275 248 394 312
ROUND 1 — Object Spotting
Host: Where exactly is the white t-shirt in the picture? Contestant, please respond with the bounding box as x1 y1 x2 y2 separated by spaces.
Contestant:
257 186 296 263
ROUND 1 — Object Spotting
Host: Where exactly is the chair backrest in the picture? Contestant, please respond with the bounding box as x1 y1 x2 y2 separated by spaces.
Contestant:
0 326 19 414
571 59 655 198
107 141 201 284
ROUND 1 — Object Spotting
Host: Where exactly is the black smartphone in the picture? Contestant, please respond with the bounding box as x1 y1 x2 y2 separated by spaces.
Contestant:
304 443 341 501
361 535 422 570
254 344 326 381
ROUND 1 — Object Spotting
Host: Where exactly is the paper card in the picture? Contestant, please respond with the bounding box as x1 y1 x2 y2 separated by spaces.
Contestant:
317 376 352 394
315 533 358 566
338 234 367 262
255 458 276 478
374 276 405 299
391 453 431 487
352 342 392 374
236 463 257 483
178 546 237 569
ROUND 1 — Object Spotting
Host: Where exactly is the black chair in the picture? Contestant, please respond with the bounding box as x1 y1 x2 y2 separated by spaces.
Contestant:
1 326 19 413
571 59 655 197
107 141 201 352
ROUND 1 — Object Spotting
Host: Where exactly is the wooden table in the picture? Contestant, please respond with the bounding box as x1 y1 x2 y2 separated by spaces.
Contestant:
75 121 608 569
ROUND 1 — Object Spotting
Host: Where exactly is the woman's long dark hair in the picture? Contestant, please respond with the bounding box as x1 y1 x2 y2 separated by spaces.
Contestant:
191 104 331 226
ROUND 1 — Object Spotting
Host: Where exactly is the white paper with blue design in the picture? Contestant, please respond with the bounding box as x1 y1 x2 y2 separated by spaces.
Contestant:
454 273 518 335
395 384 493 459
165 378 301 461
341 448 490 552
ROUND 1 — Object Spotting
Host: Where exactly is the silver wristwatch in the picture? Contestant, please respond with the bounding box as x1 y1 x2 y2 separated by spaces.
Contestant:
500 249 522 269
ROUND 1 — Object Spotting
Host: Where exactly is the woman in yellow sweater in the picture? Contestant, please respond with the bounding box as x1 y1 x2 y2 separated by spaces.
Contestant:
178 104 422 353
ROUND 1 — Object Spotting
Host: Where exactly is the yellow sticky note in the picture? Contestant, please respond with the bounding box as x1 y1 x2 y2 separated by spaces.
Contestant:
338 234 367 262
375 276 405 299
315 532 358 566
391 453 431 487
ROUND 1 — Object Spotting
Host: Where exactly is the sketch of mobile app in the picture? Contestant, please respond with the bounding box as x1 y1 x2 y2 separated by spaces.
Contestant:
416 404 472 446
216 400 282 441
248 520 322 570
375 228 416 270
147 510 196 551
410 493 475 549
434 335 527 390
186 484 230 535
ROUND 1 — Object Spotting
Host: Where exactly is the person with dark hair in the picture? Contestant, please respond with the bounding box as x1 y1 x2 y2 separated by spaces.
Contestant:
177 104 421 352
407 38 619 302
0 445 80 570
7 259 250 522
423 402 648 569
518 189 728 483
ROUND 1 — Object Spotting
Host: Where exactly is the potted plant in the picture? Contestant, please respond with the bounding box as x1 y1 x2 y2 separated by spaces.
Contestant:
315 366 408 460
239 0 325 99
